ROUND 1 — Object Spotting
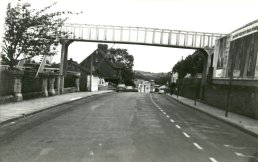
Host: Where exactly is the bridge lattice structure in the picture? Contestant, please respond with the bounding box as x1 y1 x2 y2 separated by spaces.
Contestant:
59 24 226 49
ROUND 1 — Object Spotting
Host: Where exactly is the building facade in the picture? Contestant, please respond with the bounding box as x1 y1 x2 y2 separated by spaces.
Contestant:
80 44 123 84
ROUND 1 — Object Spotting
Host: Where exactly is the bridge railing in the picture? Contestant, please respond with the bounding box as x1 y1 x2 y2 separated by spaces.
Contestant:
59 24 226 49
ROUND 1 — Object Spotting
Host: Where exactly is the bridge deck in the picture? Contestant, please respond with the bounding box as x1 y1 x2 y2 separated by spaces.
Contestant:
59 24 226 49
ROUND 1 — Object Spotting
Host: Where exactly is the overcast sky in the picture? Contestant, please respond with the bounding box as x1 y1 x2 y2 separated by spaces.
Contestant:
1 0 258 72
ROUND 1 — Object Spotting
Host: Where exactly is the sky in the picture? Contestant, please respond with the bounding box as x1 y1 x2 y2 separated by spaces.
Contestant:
1 0 258 73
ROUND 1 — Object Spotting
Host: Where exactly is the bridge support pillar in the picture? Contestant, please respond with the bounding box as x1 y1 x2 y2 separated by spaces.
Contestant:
200 48 214 100
58 40 73 95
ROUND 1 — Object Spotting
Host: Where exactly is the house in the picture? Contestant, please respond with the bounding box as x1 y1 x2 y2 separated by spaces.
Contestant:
66 59 100 92
80 44 123 85
134 79 151 93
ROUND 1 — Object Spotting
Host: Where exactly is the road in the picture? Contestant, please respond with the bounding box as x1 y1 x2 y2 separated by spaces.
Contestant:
0 92 257 162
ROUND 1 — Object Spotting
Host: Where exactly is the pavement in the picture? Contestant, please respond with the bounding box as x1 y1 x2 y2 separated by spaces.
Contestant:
0 90 257 138
169 94 258 137
0 90 114 124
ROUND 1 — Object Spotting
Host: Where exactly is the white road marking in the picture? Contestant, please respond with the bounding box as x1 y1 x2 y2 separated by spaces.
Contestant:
89 151 94 155
175 124 181 129
193 142 203 150
170 119 175 123
183 132 190 138
209 157 219 162
70 97 82 101
90 103 104 110
163 112 166 115
224 144 248 150
166 115 170 118
235 152 254 158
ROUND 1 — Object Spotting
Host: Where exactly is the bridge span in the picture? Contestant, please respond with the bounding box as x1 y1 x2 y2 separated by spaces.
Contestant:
56 23 226 94
59 23 226 50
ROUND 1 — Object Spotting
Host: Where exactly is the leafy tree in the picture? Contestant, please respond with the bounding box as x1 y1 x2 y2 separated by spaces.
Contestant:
109 48 134 85
1 0 80 69
172 49 205 79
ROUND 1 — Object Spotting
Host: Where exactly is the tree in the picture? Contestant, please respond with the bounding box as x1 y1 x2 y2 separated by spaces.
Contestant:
109 48 135 85
1 0 80 69
172 49 205 79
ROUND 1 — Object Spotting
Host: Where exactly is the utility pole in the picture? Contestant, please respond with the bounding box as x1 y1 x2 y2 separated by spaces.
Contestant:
90 54 93 92
225 43 235 117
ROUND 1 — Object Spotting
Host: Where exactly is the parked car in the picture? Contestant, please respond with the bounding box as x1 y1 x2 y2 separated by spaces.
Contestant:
116 84 126 92
158 89 165 94
125 86 134 92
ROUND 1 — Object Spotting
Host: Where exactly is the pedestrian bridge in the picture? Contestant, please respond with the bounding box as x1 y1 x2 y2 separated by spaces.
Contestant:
59 24 226 49
56 23 227 94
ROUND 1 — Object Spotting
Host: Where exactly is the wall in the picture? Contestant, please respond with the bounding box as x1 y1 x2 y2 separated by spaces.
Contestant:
21 71 43 99
206 82 258 119
87 75 99 91
178 78 201 99
0 70 14 96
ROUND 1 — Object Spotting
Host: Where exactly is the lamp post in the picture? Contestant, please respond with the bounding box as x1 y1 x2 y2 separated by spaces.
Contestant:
90 53 93 92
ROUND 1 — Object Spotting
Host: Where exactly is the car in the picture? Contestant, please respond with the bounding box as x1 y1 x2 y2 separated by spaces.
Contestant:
116 84 126 92
158 89 165 94
125 86 134 92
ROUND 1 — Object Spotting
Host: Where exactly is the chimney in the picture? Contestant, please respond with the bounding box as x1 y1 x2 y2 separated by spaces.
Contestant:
97 44 108 53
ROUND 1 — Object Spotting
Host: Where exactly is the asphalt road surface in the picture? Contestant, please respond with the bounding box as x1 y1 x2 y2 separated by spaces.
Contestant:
0 92 258 162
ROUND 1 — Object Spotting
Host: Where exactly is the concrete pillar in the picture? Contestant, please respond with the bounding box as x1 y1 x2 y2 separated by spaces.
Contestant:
57 74 64 95
59 40 73 94
13 77 23 102
199 48 213 99
74 73 81 92
48 77 56 96
10 69 24 102
42 78 48 97
75 77 80 92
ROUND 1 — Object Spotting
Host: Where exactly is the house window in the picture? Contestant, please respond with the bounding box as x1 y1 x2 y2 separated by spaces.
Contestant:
95 58 99 63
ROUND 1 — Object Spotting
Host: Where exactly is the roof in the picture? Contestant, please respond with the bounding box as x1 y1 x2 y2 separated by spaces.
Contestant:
68 60 97 75
80 48 123 70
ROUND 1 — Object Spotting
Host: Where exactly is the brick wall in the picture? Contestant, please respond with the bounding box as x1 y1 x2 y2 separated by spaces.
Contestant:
206 83 258 119
178 78 201 99
0 71 14 96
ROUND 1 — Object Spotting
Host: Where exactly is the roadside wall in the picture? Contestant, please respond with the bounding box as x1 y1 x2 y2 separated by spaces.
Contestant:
206 82 258 119
0 70 14 96
178 78 201 99
178 78 258 119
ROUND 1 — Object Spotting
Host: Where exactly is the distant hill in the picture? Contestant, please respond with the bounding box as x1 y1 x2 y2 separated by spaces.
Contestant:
134 70 167 81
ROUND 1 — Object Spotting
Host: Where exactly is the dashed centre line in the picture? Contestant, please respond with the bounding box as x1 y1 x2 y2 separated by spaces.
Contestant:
193 142 203 150
175 124 181 129
166 115 170 118
70 97 82 101
170 119 175 123
182 132 190 138
209 157 219 162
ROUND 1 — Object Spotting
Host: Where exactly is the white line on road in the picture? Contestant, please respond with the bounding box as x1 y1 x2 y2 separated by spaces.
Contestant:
235 152 254 158
70 97 82 101
175 124 181 129
163 112 166 115
170 119 175 123
183 132 190 138
193 142 203 150
166 115 170 118
209 157 219 162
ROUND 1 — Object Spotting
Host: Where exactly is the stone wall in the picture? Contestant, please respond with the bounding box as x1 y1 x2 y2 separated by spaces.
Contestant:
178 78 201 99
206 83 258 119
0 70 14 96
178 78 258 119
